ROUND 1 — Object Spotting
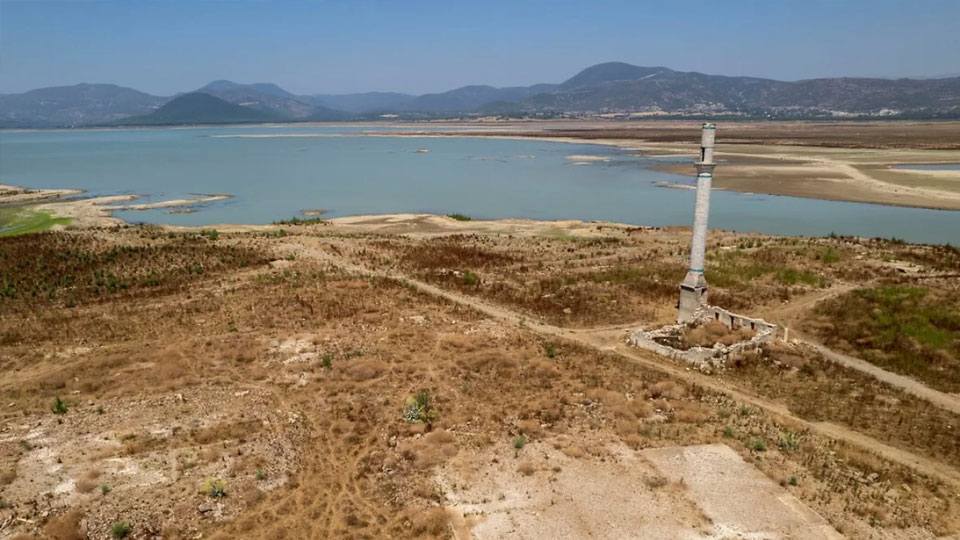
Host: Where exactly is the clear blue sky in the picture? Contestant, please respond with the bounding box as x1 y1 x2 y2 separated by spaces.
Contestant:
1 0 958 96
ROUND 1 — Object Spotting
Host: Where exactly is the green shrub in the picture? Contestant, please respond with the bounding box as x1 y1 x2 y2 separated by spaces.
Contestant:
51 396 68 415
321 353 333 369
544 343 557 358
203 477 227 499
513 435 527 449
446 213 472 221
403 391 437 423
101 484 111 495
462 272 478 286
199 229 219 241
750 439 767 452
111 521 131 539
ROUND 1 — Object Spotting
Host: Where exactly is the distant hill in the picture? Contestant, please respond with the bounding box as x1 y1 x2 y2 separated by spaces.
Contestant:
404 84 559 113
3 62 959 127
0 83 164 128
484 62 960 117
307 92 417 113
113 92 283 125
197 80 348 120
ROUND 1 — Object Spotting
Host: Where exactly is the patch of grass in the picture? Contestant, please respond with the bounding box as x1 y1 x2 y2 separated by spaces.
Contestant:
462 271 478 286
544 343 557 358
722 426 734 438
749 439 767 452
775 268 825 287
446 213 472 221
51 396 68 415
513 435 527 449
321 353 333 369
111 521 131 539
199 229 219 241
203 477 227 499
101 484 111 495
812 285 960 392
0 207 71 237
789 476 799 486
19 439 32 451
255 468 266 481
777 431 801 452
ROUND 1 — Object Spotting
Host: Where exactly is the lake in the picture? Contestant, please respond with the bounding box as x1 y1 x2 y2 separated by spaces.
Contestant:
1 125 959 244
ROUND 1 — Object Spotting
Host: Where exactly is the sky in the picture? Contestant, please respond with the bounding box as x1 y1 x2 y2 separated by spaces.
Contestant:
1 0 959 96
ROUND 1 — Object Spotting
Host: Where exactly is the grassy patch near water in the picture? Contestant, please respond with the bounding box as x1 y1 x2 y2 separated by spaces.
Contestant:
0 207 71 237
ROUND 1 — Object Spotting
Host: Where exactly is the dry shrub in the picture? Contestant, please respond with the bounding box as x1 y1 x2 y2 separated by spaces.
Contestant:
0 468 15 486
528 359 560 379
672 401 711 424
120 434 163 456
345 358 385 381
646 381 685 400
518 419 542 438
399 430 458 469
644 474 669 489
74 469 101 493
585 388 625 407
192 419 261 445
410 507 449 536
622 433 644 449
516 461 536 476
42 508 85 540
628 399 655 419
684 321 754 348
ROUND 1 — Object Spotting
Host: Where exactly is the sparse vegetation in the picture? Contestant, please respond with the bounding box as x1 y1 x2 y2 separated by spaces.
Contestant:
811 285 960 392
111 521 131 539
271 216 328 226
51 396 68 415
101 484 111 495
750 439 767 452
446 213 472 221
203 477 227 499
513 435 526 449
403 391 437 423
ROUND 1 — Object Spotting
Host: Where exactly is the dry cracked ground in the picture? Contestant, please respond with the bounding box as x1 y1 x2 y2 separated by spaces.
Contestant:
1 217 959 539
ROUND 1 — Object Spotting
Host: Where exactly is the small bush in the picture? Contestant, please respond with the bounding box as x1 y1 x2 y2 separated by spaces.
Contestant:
101 484 111 495
722 426 734 438
255 468 266 481
789 476 799 486
513 435 527 449
111 521 131 539
777 431 801 453
403 391 437 423
203 477 227 499
446 213 472 221
750 439 767 452
544 343 557 358
52 396 68 415
462 272 478 286
321 353 333 369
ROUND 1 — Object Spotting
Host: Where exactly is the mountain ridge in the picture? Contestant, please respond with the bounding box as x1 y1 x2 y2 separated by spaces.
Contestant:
2 62 959 127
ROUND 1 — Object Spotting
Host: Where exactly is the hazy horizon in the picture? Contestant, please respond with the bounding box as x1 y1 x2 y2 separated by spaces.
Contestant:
2 0 959 96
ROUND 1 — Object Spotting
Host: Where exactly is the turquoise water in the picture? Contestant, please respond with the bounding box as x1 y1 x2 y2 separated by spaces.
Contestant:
1 125 959 244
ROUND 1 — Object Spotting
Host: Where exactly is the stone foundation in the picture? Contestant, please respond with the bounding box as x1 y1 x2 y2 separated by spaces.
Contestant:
630 306 778 367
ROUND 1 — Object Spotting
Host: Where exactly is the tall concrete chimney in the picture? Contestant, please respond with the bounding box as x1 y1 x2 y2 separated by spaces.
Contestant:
678 123 717 323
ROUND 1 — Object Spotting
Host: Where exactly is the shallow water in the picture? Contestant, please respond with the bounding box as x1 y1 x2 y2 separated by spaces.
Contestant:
1 125 959 244
894 163 960 171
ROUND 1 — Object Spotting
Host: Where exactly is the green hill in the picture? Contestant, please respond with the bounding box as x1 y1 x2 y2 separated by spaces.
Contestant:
114 92 283 125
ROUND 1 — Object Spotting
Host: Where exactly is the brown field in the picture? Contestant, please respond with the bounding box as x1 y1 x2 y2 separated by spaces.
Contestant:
2 217 960 539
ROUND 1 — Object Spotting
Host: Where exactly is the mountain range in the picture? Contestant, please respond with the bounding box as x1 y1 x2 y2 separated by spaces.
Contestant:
2 62 959 128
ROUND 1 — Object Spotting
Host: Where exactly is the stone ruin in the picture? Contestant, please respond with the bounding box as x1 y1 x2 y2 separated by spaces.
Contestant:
629 305 778 368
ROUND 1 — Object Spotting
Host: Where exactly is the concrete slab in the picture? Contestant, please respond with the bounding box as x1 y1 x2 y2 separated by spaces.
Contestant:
643 444 843 540
440 442 842 539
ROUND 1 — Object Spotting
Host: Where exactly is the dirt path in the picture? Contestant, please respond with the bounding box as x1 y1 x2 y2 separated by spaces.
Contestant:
295 240 960 490
762 284 960 415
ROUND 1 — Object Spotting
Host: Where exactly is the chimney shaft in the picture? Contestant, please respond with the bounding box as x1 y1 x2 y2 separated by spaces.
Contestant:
678 123 717 323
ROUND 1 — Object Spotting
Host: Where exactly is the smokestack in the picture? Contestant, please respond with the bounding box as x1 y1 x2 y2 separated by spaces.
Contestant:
678 123 717 323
